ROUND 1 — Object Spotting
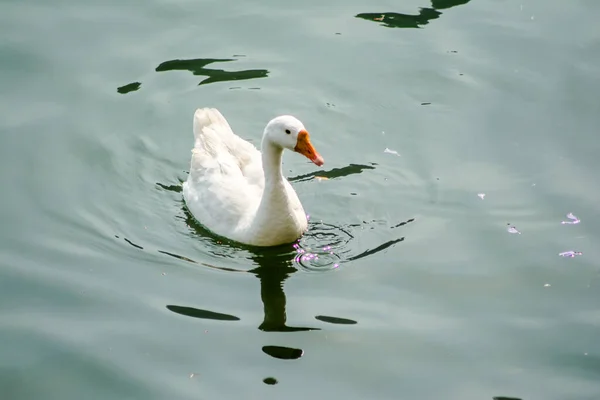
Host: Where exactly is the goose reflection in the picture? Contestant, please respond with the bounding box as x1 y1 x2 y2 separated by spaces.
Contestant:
356 0 471 29
163 221 318 360
249 250 319 332
163 250 317 335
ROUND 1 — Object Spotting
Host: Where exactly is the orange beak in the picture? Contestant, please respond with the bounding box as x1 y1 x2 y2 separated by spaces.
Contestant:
294 130 324 166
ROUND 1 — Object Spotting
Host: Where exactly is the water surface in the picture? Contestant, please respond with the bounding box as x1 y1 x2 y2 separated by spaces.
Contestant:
1 0 600 399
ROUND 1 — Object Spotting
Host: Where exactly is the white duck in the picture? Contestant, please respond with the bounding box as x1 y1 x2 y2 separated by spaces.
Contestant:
182 108 324 247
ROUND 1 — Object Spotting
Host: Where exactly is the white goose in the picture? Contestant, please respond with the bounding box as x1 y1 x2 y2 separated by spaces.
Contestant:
182 108 324 247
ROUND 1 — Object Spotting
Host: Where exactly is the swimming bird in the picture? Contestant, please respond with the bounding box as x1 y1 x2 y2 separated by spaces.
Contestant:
183 108 324 247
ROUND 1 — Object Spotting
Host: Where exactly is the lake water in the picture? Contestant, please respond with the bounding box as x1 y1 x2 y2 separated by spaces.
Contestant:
1 0 600 399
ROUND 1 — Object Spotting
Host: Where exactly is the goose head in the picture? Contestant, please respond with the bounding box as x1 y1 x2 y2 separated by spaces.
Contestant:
264 115 324 166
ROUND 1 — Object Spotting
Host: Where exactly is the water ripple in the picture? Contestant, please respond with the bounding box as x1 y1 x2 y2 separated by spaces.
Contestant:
291 218 414 273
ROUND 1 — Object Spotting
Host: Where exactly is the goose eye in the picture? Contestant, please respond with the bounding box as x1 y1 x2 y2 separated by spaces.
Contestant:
285 129 291 134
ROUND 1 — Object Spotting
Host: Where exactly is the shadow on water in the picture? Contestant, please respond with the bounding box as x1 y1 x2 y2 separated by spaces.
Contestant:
155 58 269 86
356 0 470 29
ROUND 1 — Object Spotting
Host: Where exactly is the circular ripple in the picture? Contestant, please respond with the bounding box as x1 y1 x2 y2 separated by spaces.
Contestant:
292 220 354 272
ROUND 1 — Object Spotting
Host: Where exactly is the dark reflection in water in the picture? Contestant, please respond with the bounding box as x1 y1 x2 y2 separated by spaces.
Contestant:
166 305 240 321
356 0 470 29
391 218 415 229
431 0 470 9
249 251 320 332
116 82 141 94
263 377 278 385
155 58 269 86
315 315 357 325
346 237 404 262
262 346 303 360
123 237 143 250
156 182 182 193
493 397 523 400
161 239 316 358
288 163 376 183
357 9 441 28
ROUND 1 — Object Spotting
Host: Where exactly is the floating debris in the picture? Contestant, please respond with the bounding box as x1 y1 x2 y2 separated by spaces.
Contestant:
544 283 551 287
384 147 400 156
297 252 319 262
561 212 580 225
507 224 521 234
559 251 582 258
315 176 329 181
477 193 485 200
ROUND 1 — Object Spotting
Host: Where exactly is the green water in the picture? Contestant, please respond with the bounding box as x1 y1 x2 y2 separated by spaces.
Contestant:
1 0 600 399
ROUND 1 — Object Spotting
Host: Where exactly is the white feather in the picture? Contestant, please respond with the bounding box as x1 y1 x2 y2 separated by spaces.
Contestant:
182 108 323 246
